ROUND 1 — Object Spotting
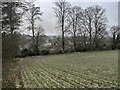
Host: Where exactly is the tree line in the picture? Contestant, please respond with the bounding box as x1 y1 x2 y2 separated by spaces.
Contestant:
2 0 120 60
53 0 120 52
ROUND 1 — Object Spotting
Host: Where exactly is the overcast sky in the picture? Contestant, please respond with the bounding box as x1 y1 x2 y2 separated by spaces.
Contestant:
22 0 119 36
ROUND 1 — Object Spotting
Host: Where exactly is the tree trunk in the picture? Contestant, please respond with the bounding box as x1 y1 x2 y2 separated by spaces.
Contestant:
116 33 120 44
112 32 116 50
94 34 98 49
89 32 92 45
62 15 65 51
94 22 98 49
62 31 65 51
89 21 92 45
73 32 76 51
73 20 76 51
31 20 35 51
35 32 39 52
84 33 86 46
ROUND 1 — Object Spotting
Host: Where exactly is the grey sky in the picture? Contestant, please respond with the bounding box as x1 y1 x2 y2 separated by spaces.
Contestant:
23 1 119 36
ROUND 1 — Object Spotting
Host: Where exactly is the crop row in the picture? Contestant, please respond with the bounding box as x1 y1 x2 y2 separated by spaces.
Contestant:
20 59 118 88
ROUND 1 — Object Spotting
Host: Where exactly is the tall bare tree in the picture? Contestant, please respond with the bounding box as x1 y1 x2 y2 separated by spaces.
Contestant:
35 26 44 52
92 5 107 48
53 0 71 51
77 7 94 46
23 1 42 51
76 5 108 50
68 6 82 51
84 7 94 45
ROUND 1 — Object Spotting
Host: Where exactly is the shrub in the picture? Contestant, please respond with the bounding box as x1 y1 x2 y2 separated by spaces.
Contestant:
20 48 35 57
102 44 112 50
50 49 62 54
63 49 74 53
85 44 96 51
34 49 40 55
76 45 87 52
50 49 75 55
40 50 50 55
112 44 116 50
117 44 120 49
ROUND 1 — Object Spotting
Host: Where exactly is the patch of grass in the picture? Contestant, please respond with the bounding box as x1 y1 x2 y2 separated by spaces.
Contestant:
2 58 20 88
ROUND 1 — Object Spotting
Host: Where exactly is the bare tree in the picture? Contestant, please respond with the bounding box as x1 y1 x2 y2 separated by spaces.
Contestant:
35 26 44 52
68 6 82 51
92 5 107 48
77 7 94 46
53 0 71 51
76 5 108 50
84 7 94 45
23 1 42 51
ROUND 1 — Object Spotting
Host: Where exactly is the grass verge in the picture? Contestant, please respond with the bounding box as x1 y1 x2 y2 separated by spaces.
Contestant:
2 58 21 88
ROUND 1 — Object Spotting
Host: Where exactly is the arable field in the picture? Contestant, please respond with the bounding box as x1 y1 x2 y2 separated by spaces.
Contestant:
3 50 118 88
17 50 118 88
